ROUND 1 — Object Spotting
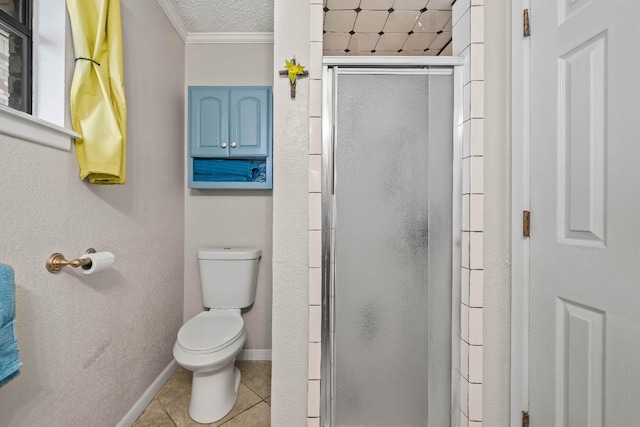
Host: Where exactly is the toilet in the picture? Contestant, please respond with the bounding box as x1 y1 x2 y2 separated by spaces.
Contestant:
173 247 261 423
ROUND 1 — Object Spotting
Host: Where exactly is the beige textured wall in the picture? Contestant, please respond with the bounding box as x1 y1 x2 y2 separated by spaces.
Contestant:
183 43 274 352
483 0 512 425
0 1 185 426
271 0 311 424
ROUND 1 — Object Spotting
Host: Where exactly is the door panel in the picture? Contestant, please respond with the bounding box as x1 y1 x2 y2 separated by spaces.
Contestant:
555 299 605 426
189 88 229 157
229 88 270 157
529 1 640 426
557 33 606 246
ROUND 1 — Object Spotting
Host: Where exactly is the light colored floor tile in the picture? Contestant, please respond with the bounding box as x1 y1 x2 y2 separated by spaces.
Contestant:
133 398 176 427
161 383 262 427
235 361 271 399
158 366 192 398
142 361 271 426
220 402 271 427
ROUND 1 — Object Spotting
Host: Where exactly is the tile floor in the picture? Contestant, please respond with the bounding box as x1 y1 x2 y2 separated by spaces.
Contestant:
134 361 271 427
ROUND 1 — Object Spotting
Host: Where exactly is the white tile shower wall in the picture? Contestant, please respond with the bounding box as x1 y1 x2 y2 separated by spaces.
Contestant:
308 379 321 417
308 2 323 423
306 3 485 426
309 268 322 306
453 0 484 426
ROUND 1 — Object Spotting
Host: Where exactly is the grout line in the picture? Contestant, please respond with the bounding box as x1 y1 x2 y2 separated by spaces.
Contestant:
140 362 271 426
156 397 179 427
133 397 177 427
219 400 265 426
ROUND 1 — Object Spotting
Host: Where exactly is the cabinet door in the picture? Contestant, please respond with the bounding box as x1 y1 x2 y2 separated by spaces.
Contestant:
189 87 229 157
229 88 271 157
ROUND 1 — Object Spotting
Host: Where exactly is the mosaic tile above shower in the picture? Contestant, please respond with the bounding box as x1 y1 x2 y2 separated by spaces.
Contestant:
323 0 452 56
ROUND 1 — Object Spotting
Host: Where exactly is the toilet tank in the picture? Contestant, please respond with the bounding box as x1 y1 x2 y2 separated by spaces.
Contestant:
198 247 261 309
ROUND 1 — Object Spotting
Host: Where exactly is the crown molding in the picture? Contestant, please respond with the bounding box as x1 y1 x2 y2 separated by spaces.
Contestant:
157 0 188 42
186 32 275 44
156 0 274 45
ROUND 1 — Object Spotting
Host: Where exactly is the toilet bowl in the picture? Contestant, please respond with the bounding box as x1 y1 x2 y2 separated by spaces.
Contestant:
173 247 261 423
173 309 246 423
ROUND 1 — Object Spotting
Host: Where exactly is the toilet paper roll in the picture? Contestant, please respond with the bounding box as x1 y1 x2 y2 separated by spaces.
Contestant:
79 251 115 275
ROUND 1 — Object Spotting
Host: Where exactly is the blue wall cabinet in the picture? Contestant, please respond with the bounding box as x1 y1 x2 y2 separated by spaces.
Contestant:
188 86 273 189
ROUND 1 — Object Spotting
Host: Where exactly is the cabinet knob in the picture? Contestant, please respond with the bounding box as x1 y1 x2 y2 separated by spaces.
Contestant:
230 142 237 148
220 142 227 148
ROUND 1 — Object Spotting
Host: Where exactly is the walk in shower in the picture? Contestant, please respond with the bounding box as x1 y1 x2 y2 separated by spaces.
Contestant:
321 58 462 427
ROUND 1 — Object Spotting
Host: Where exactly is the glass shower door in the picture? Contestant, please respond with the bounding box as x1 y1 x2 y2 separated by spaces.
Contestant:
328 70 453 427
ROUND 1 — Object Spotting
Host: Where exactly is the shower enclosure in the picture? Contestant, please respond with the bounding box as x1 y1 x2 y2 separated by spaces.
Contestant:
321 58 462 427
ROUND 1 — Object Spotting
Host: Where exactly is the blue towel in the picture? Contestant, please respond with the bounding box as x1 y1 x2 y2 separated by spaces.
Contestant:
194 173 252 182
193 160 266 183
0 264 21 387
193 159 260 177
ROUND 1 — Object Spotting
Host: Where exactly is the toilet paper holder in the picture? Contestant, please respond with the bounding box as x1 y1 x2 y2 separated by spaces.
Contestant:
46 248 96 273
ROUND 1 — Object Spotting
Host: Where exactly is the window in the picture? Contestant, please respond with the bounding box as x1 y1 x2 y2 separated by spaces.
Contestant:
0 0 77 150
0 0 32 114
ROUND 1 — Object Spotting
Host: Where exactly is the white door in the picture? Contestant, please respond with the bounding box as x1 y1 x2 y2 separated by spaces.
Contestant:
530 1 640 426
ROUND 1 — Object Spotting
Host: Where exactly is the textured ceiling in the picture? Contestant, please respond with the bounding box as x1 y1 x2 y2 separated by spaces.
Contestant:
162 0 451 56
167 0 274 33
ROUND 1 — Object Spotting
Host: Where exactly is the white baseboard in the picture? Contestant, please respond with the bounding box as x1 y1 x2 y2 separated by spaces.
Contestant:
237 349 272 361
117 359 178 427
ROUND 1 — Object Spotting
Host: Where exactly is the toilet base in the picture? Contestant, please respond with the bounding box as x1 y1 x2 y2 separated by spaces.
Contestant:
188 362 241 423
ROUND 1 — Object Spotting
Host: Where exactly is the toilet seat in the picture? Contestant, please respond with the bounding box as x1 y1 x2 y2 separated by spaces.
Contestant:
177 311 244 355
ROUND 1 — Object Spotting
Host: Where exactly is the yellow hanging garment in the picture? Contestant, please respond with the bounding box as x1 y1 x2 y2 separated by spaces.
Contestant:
67 0 127 184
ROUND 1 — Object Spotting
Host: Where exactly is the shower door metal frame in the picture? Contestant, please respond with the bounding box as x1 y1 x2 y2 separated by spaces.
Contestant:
321 56 464 427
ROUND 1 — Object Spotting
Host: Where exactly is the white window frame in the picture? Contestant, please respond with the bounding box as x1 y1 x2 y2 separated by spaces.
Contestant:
0 0 78 151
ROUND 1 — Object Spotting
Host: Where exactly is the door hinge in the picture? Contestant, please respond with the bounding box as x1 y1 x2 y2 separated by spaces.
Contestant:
523 9 531 37
522 411 530 427
523 210 531 237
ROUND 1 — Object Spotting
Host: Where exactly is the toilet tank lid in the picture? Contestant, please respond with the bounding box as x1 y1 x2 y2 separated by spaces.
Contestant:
198 247 262 260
